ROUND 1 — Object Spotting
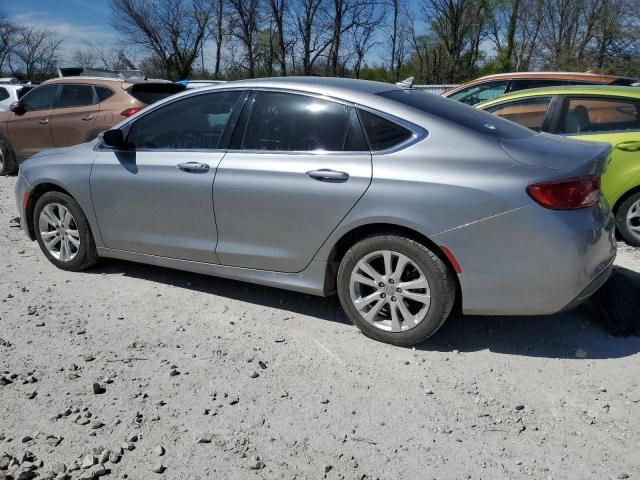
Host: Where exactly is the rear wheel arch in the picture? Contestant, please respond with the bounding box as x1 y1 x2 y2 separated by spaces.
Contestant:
324 223 462 299
612 185 640 214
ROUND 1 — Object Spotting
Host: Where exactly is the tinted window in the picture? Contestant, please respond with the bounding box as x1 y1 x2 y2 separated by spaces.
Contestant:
21 85 58 111
95 86 114 102
379 89 534 139
127 90 241 150
0 87 9 101
484 97 552 132
448 81 508 105
240 91 365 151
127 83 186 105
358 110 412 150
509 79 564 92
558 97 640 134
58 84 95 108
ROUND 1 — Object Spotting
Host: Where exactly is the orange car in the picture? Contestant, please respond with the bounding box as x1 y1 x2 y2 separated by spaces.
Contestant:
0 70 184 175
443 71 638 106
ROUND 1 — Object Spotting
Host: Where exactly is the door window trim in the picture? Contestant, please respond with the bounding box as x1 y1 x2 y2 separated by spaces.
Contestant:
19 84 60 112
550 94 640 136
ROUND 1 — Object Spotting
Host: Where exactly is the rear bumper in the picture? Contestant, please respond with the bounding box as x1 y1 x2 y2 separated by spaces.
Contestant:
434 198 617 316
560 260 613 312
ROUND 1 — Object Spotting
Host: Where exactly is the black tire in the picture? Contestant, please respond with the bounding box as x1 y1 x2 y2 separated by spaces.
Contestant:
337 234 456 346
615 192 640 247
0 137 17 176
33 191 99 271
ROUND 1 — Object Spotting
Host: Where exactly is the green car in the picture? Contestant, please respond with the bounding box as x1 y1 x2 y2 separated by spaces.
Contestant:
477 85 640 246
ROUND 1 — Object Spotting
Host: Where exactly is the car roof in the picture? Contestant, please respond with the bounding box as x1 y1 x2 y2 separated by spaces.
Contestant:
41 76 133 87
476 85 640 108
198 76 399 102
469 71 632 82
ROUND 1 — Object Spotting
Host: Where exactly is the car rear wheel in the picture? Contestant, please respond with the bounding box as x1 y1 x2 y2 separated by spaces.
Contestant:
337 234 456 346
33 192 98 271
0 137 17 176
616 192 640 247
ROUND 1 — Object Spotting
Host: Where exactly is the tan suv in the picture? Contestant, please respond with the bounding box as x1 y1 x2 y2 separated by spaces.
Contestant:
0 72 184 175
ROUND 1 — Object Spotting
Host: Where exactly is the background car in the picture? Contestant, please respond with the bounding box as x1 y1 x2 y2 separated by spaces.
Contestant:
444 72 639 105
0 71 185 175
14 78 616 346
477 85 640 246
0 81 33 112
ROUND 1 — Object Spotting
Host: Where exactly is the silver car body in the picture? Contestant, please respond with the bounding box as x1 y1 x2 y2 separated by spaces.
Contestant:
15 77 616 315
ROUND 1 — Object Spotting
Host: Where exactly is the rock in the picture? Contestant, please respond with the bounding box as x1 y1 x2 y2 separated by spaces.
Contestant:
92 383 106 394
274 336 285 343
229 397 239 406
247 456 265 470
575 348 587 359
617 474 629 479
169 369 180 377
35 322 45 327
515 404 525 411
77 418 91 426
66 373 80 380
51 463 66 474
83 355 95 362
425 388 434 395
21 435 33 443
126 434 138 443
121 442 135 451
108 453 121 464
98 451 110 464
0 453 12 469
13 467 37 480
249 371 259 378
81 455 96 469
195 436 211 444
598 386 607 393
26 391 37 400
324 465 333 473
91 421 105 430
153 445 165 456
152 463 165 474
320 399 330 404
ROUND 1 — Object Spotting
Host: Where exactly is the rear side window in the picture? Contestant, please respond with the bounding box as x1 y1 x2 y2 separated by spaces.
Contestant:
358 110 412 151
95 86 114 102
0 87 9 101
239 91 366 152
484 97 552 132
379 89 534 139
558 97 640 134
58 84 95 108
127 90 241 150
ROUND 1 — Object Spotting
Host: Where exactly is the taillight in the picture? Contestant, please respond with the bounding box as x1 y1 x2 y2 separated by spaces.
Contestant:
526 175 600 210
120 107 142 117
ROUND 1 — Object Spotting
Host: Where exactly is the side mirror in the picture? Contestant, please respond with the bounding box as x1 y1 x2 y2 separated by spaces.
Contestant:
9 101 25 114
99 129 128 149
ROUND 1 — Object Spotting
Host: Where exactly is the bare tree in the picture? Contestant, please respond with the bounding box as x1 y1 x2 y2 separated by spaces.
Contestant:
0 16 19 74
267 0 288 75
13 27 62 80
111 0 211 79
208 0 226 78
293 0 332 75
227 0 260 77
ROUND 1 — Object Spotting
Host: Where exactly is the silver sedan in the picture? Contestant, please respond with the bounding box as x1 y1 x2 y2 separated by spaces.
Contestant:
13 77 616 345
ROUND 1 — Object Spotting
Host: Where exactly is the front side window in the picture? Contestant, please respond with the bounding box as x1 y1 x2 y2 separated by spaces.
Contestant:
358 110 412 151
58 84 95 108
448 81 509 105
21 85 58 111
240 91 365 152
558 97 640 135
127 90 242 150
484 97 552 132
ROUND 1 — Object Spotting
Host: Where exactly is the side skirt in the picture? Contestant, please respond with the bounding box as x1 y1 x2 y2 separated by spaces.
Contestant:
96 247 329 296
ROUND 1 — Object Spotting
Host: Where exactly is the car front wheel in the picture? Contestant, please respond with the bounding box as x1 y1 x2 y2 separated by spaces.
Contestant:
337 234 456 346
616 192 640 247
33 191 98 271
0 137 17 176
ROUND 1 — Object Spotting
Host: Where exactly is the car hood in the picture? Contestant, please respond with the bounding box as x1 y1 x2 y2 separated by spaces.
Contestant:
27 142 89 160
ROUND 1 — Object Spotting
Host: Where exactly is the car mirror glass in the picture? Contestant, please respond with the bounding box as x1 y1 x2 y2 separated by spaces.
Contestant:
9 101 25 114
99 129 128 149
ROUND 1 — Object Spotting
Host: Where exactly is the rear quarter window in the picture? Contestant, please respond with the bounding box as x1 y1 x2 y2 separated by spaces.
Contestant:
379 89 534 139
358 110 412 151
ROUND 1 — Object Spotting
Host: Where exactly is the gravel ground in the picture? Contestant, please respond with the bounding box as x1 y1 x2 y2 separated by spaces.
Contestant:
1 174 639 480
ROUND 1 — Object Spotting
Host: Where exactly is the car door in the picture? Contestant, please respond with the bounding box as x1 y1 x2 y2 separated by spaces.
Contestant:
91 89 245 263
551 95 640 202
49 84 99 147
213 90 372 273
7 84 58 159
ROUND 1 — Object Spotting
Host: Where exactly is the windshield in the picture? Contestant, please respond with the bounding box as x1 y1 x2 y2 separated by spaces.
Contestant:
378 89 534 139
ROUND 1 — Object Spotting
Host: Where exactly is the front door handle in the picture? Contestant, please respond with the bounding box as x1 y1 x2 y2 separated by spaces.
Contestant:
178 162 210 173
81 114 94 121
615 141 640 152
39 118 49 125
306 169 349 182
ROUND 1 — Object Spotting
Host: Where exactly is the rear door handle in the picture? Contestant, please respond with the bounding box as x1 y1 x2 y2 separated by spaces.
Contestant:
615 141 640 152
81 114 94 121
178 162 210 173
306 169 349 182
39 118 49 125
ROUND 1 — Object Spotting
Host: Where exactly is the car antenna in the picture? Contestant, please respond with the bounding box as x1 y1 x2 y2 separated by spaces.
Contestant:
395 76 414 88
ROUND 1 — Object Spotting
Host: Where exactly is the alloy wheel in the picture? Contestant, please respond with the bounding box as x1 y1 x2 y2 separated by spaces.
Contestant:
349 250 431 332
627 199 640 242
38 203 81 262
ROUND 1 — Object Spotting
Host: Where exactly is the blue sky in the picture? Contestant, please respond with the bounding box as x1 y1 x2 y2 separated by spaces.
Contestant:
4 0 118 60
